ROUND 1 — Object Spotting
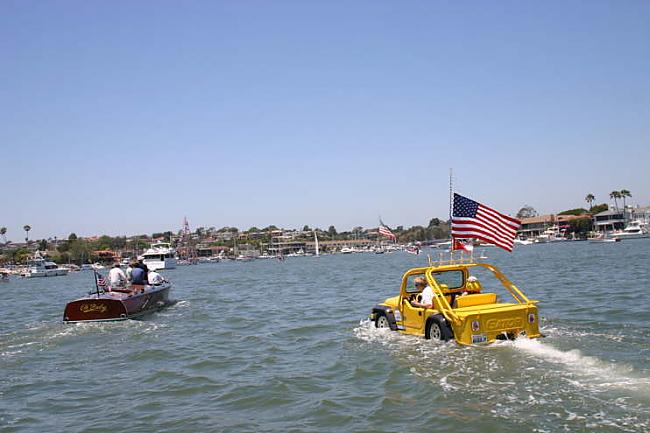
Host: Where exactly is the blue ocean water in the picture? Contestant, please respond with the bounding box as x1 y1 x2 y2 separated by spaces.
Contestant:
1 240 649 432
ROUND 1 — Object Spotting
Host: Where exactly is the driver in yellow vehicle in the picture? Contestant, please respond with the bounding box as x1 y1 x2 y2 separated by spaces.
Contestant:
410 277 434 308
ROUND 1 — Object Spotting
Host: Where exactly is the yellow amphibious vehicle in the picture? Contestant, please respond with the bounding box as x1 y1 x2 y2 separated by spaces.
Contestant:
369 261 542 345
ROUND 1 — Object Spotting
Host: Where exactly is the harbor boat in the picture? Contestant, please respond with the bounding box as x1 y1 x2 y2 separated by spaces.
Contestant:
514 237 535 246
369 261 542 345
63 281 173 323
21 252 69 278
535 226 566 243
141 241 177 270
588 233 621 243
340 246 354 254
612 220 649 239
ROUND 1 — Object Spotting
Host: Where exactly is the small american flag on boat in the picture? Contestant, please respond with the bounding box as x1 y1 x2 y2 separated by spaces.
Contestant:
95 273 107 287
451 193 521 252
452 238 474 252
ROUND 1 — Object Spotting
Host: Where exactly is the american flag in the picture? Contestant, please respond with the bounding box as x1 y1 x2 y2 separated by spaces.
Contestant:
451 193 521 252
378 224 396 241
95 273 107 287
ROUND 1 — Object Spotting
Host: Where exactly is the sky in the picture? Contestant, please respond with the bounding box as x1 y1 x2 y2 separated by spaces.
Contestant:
1 1 649 242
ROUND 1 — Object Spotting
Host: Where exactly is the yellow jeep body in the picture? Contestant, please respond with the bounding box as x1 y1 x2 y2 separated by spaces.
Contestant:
370 262 542 345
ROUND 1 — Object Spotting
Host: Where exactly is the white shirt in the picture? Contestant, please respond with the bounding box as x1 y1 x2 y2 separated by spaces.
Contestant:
148 271 164 285
420 285 434 306
108 267 127 287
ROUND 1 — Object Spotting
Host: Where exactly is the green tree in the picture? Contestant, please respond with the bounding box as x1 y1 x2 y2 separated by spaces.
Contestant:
568 218 593 238
68 233 78 241
558 208 588 216
428 218 441 228
516 206 537 219
328 225 337 237
38 239 47 251
302 225 310 232
610 191 622 210
0 227 6 244
585 193 595 210
590 203 609 214
23 225 31 242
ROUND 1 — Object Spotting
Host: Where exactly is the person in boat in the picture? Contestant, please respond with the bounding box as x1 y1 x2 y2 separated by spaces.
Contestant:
147 269 165 285
108 262 127 289
452 276 482 307
135 259 149 281
462 276 482 295
410 277 434 308
125 260 137 282
130 264 147 286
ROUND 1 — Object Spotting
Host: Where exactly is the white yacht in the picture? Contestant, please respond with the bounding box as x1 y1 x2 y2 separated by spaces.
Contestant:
535 226 566 243
614 220 649 239
141 242 177 270
22 252 68 278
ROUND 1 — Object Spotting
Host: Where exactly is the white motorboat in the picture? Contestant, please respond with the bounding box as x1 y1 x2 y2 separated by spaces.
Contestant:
535 226 567 243
340 246 354 254
21 252 68 278
588 232 621 243
514 237 535 246
141 242 177 270
612 220 649 239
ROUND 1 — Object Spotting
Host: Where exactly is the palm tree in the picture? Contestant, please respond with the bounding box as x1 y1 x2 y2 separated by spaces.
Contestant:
620 189 632 210
23 225 31 243
609 191 621 210
0 227 6 244
585 194 595 211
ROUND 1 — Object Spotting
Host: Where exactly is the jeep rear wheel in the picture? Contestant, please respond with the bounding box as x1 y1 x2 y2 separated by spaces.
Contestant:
375 313 390 329
426 317 453 341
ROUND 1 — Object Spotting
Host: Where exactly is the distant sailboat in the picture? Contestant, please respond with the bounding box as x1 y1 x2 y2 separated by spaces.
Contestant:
314 230 320 257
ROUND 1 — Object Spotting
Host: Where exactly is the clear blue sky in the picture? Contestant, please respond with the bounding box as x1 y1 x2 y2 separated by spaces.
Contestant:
1 1 649 241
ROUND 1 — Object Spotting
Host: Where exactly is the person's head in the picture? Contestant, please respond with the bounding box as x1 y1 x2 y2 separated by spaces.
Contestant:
414 277 426 289
113 262 120 268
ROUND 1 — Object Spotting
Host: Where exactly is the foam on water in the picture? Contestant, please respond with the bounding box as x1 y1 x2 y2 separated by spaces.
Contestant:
353 319 650 432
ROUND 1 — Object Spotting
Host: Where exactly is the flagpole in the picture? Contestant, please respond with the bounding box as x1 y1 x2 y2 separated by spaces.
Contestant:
449 168 454 262
93 269 100 297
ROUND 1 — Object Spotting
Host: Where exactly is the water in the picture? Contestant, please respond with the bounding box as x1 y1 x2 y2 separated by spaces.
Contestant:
2 241 649 432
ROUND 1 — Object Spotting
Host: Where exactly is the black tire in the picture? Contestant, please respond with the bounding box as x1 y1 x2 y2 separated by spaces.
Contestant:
426 316 453 341
375 312 391 329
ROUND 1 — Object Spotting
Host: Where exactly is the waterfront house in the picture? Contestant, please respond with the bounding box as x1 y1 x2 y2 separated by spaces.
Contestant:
592 209 625 232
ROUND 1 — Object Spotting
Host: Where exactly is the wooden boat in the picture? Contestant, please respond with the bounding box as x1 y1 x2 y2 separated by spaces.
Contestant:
63 283 173 323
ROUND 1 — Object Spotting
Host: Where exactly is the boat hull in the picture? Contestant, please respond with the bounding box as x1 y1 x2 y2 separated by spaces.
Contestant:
63 284 172 323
